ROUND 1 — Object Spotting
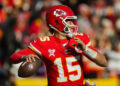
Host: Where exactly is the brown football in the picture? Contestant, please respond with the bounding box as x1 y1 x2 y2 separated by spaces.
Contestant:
18 58 42 77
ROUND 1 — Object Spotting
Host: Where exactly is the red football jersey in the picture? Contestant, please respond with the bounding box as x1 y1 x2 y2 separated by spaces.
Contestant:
28 33 92 86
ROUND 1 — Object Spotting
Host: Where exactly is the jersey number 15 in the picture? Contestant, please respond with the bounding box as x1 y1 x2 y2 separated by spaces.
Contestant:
54 57 82 82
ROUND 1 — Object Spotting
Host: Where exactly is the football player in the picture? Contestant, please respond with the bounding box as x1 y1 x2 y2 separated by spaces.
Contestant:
9 5 107 86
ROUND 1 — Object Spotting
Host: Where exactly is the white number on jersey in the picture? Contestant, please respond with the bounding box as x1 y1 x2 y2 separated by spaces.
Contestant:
54 57 81 82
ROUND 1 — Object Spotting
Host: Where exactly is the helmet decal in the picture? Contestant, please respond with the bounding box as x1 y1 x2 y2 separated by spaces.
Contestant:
53 9 66 17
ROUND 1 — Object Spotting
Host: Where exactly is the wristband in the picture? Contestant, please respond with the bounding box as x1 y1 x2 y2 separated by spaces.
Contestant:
84 47 97 59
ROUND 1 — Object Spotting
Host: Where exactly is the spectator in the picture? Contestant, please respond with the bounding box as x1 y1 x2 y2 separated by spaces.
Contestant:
77 4 92 33
106 42 120 86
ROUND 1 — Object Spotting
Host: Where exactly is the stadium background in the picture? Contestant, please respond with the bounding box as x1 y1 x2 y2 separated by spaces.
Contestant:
0 0 120 86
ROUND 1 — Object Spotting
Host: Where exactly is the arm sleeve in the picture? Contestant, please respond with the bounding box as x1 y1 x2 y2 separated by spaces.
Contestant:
28 37 42 56
9 48 37 64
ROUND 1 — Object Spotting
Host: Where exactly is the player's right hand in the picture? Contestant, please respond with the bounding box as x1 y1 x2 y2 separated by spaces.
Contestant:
24 54 40 63
21 54 40 67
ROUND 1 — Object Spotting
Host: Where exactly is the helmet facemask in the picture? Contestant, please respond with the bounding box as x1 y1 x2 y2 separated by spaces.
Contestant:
60 16 78 38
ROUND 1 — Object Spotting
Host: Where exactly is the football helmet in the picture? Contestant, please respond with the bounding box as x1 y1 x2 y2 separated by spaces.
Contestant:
47 5 78 38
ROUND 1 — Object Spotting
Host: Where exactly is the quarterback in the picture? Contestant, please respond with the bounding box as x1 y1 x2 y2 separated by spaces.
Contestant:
9 5 107 86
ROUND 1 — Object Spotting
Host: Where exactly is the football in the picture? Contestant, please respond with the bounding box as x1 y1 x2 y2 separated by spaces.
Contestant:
18 58 42 77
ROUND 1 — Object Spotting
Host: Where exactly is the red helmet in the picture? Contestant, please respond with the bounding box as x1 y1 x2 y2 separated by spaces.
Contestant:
47 5 78 37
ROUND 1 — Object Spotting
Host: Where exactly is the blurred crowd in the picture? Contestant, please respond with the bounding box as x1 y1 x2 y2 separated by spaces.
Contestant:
0 0 120 86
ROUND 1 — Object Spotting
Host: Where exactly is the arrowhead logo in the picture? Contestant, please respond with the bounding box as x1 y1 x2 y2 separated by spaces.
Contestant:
54 9 66 17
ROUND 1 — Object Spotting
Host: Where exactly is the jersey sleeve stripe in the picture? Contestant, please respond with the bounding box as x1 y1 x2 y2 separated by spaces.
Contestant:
28 43 42 56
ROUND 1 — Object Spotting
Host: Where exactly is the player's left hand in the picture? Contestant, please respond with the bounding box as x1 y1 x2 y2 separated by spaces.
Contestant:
72 37 86 51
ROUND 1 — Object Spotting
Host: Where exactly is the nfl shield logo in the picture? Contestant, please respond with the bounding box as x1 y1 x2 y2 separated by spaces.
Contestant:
48 49 55 57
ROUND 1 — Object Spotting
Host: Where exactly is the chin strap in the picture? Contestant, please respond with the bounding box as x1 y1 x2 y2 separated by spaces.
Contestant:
49 24 76 38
